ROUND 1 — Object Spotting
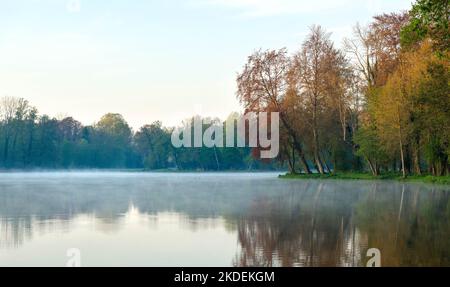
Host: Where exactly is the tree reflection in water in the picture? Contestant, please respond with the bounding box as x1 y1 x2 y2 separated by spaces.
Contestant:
233 182 450 267
0 173 449 267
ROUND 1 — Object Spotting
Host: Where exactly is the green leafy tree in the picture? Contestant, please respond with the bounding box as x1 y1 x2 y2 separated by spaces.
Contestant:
134 122 173 170
401 0 450 53
354 126 387 176
93 113 133 168
415 61 450 175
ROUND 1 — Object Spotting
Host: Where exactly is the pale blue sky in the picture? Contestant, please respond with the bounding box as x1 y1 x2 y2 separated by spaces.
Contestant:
0 0 412 129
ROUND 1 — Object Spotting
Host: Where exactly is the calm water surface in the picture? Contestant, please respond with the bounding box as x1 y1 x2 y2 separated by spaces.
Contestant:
0 172 449 267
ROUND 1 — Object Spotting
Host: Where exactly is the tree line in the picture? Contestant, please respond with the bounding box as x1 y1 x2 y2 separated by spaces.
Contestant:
0 101 276 170
237 0 449 177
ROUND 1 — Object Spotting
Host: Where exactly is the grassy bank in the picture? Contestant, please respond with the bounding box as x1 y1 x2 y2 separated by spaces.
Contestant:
279 172 450 185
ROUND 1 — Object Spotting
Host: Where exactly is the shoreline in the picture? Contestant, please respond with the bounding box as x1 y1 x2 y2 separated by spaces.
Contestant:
0 169 285 174
279 173 450 185
0 169 448 185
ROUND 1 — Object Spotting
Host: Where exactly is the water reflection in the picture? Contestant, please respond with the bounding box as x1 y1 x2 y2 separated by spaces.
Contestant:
0 173 449 266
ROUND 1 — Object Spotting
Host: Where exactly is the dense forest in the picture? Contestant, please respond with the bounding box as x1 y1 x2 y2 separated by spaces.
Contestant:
0 108 274 170
0 0 448 175
237 0 449 177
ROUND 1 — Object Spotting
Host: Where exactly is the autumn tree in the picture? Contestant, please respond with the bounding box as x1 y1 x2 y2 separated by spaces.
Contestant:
413 48 450 175
375 72 410 178
291 26 349 174
237 49 312 174
344 12 409 89
346 13 410 175
374 42 442 177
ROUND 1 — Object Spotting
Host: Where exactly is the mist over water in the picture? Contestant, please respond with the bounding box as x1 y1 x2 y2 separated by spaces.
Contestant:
0 172 449 267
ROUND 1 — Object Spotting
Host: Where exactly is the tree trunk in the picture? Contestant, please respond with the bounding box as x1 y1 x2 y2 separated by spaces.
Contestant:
173 149 180 170
322 156 331 174
413 146 421 175
312 106 325 174
297 151 312 175
431 164 436 176
213 146 220 171
313 129 325 174
339 101 347 142
440 160 447 176
287 157 294 174
397 109 407 178
289 144 297 174
279 113 311 174
287 153 296 174
399 137 407 179
367 157 378 176
26 129 33 166
3 136 9 165
11 131 18 165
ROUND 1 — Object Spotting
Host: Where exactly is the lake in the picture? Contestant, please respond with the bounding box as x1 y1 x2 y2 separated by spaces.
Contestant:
0 172 449 267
